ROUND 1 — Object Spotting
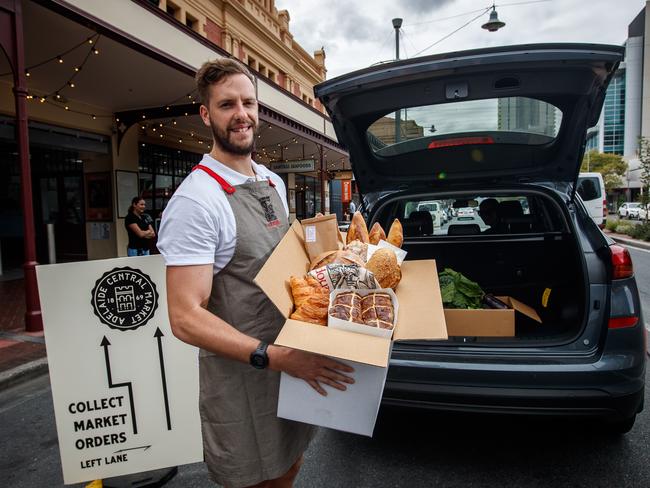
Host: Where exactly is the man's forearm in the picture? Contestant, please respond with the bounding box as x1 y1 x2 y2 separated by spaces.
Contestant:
170 304 259 364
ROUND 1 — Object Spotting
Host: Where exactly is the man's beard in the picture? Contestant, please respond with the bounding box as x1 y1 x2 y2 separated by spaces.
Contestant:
210 119 257 156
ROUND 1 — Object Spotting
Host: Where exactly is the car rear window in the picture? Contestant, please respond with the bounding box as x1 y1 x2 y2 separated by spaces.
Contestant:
399 196 546 237
576 176 602 200
367 97 563 157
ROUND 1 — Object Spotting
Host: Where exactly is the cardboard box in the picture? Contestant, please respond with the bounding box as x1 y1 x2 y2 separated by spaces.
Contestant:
444 296 542 337
255 221 447 436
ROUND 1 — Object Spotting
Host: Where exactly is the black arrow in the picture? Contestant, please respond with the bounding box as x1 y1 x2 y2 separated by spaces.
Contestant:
113 445 151 454
101 336 138 435
154 328 172 430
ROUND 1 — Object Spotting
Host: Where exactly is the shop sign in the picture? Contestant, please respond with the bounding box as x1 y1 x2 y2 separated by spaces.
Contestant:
334 171 353 180
341 180 352 203
36 255 202 484
270 159 315 173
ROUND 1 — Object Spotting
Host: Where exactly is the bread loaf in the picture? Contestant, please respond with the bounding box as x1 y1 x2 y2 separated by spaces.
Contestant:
368 222 386 245
386 219 403 248
346 211 369 244
365 248 401 289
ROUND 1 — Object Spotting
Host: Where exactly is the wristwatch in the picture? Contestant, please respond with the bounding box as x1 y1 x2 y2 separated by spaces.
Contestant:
249 341 269 369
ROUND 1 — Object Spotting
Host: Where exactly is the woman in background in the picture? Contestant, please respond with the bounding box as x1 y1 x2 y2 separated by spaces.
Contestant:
125 197 155 256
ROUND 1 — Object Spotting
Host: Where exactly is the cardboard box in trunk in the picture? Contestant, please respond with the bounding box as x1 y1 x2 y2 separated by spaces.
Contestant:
255 221 448 436
444 296 542 337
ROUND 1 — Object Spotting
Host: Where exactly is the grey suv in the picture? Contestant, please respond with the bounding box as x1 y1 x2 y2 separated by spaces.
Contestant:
315 44 646 433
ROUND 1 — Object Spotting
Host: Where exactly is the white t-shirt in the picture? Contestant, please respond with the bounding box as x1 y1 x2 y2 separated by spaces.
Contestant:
157 154 288 273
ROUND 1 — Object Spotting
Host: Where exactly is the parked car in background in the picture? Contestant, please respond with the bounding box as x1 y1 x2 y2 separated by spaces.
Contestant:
315 43 645 434
456 207 475 219
618 202 642 219
417 201 444 228
577 172 606 228
638 203 650 220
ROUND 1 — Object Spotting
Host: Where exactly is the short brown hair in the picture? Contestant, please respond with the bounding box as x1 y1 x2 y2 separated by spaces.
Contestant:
195 58 256 105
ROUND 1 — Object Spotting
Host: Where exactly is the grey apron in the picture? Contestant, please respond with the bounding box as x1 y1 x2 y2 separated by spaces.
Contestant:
194 164 315 488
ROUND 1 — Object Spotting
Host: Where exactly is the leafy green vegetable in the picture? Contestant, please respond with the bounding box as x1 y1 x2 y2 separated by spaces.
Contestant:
438 268 484 309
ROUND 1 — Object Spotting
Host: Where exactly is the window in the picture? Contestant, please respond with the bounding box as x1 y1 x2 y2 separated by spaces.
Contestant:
166 1 180 20
186 13 198 31
367 97 563 158
399 195 537 237
138 144 202 219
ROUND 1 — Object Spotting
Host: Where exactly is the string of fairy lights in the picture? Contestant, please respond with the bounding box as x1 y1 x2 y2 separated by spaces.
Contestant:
6 31 348 170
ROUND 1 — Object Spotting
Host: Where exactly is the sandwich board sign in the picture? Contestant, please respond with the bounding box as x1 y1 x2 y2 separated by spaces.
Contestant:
36 255 202 484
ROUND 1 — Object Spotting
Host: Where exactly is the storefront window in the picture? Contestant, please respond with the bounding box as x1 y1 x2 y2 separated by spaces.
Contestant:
138 144 201 219
294 174 321 220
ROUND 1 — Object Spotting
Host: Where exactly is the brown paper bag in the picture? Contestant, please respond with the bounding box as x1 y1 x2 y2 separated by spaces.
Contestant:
301 214 344 261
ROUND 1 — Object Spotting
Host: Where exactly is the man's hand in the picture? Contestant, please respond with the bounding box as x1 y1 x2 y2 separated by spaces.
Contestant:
268 345 355 396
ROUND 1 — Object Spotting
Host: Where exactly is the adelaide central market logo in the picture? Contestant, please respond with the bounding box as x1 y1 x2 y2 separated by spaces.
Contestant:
91 266 159 331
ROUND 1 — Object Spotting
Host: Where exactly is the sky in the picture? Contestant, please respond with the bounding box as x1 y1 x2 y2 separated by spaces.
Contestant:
275 0 647 80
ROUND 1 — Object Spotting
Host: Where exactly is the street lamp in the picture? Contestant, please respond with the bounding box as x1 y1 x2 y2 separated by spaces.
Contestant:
481 4 506 32
393 18 403 144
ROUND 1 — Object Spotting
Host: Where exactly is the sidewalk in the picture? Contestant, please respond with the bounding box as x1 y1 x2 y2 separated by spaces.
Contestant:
0 278 48 391
606 231 650 251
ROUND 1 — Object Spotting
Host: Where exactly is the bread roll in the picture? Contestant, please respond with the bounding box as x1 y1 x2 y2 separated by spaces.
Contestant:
365 248 401 289
386 219 403 248
368 222 386 245
346 211 369 244
309 249 365 271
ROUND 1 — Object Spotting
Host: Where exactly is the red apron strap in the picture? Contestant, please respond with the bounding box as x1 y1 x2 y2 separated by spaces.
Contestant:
192 164 236 194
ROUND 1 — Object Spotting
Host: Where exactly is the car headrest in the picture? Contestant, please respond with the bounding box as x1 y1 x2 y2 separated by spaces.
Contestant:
447 224 481 235
405 210 433 236
498 200 524 219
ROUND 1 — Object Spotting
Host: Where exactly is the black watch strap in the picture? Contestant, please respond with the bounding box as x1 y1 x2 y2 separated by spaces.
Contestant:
249 341 269 369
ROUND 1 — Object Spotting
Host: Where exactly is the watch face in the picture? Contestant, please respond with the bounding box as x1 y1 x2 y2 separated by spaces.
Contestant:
252 354 265 368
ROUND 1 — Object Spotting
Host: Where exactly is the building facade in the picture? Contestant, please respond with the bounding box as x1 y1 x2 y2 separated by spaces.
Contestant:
0 0 350 283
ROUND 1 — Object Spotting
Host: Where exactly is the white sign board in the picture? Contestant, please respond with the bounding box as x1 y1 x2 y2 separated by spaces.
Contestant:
36 255 202 485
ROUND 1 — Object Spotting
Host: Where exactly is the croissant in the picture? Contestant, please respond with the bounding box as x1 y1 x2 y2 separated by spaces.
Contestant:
346 211 369 244
289 275 323 308
368 222 386 245
290 292 329 326
386 219 403 248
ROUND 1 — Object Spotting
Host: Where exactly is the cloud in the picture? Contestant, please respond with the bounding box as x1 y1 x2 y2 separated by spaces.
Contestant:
400 0 455 15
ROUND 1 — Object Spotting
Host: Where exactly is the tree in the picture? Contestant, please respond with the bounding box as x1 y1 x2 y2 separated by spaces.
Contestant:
639 137 650 206
580 150 627 191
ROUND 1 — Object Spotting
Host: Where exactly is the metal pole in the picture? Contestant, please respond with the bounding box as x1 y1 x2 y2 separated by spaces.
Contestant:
1 0 43 331
392 18 402 144
319 144 326 214
47 223 56 264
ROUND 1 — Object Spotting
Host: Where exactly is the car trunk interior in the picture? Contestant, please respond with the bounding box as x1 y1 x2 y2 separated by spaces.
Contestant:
371 190 588 344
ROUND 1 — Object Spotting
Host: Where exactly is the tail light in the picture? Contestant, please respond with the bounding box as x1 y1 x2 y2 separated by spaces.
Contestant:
610 244 633 279
603 199 608 218
608 244 638 329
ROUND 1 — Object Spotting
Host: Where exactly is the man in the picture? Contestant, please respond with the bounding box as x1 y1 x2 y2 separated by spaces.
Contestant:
478 198 500 234
158 58 354 488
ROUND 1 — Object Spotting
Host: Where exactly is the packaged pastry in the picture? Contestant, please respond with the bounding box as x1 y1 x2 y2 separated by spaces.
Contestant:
343 239 368 262
301 214 345 262
309 249 365 271
308 263 379 291
328 289 398 336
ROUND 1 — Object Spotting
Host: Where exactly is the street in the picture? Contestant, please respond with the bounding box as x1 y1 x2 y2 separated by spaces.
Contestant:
2 242 649 488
